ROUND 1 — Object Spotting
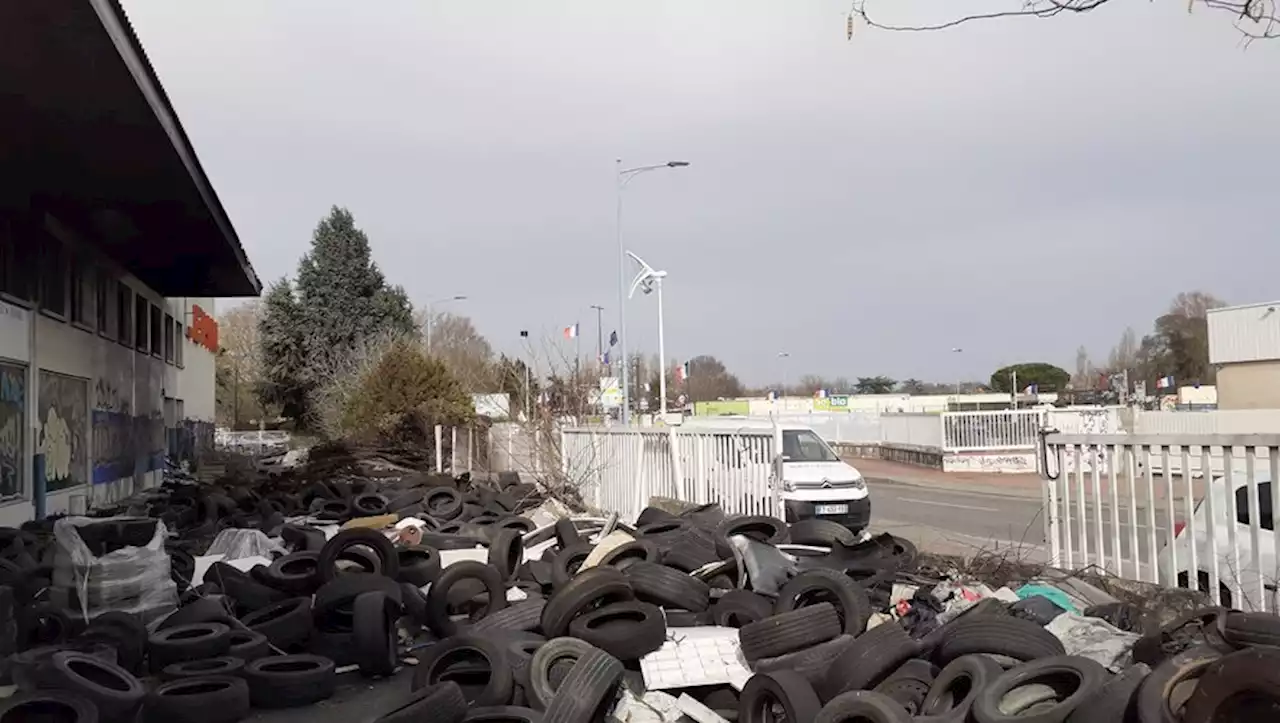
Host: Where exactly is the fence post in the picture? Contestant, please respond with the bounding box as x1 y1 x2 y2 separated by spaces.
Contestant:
506 425 513 472
534 429 542 475
591 429 602 510
633 433 646 521
467 427 474 474
695 434 707 503
670 428 686 501
450 427 458 474
560 429 568 479
434 425 443 474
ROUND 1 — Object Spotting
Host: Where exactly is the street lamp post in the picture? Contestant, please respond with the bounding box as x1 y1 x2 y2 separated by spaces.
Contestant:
626 252 670 416
616 159 689 425
778 351 790 400
425 295 468 352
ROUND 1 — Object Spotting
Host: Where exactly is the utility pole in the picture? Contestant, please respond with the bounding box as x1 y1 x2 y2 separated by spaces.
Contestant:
1011 369 1018 411
590 305 605 366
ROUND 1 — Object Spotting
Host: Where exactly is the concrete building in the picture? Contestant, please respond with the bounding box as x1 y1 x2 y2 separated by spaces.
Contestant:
1208 301 1280 410
0 1 260 526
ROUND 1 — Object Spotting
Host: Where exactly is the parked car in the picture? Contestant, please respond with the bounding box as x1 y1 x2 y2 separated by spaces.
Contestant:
1159 469 1277 611
680 417 871 534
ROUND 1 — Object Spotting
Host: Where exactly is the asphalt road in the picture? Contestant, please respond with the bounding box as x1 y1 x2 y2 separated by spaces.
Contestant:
866 477 1186 571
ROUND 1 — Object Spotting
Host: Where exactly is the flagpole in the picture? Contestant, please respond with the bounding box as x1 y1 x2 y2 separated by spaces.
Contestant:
575 321 581 419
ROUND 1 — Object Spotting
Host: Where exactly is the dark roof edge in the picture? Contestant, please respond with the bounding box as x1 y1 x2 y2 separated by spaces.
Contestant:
92 0 262 296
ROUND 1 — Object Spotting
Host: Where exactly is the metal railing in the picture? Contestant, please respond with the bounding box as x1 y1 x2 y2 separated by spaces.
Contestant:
1042 433 1280 613
943 409 1043 452
560 427 778 522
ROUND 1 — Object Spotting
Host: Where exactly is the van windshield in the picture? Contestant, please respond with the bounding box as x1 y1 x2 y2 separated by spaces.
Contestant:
782 430 839 462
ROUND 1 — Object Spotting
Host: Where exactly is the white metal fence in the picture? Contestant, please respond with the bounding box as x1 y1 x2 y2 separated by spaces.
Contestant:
560 427 778 523
879 414 944 448
942 410 1043 452
1042 433 1280 613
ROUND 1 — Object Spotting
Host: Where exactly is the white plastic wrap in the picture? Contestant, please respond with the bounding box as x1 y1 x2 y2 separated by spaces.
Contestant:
203 529 286 560
51 516 179 625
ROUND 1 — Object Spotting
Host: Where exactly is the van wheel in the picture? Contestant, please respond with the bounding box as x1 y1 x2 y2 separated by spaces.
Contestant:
1177 571 1233 608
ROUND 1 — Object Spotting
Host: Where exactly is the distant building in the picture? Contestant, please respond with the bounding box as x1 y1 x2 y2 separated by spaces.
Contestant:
1208 301 1280 409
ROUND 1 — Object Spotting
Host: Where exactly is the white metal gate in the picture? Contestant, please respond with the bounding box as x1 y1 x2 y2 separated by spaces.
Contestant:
560 427 779 523
1042 432 1280 613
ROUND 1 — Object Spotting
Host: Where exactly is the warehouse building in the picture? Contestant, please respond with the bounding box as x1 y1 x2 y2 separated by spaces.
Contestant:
1208 301 1280 410
0 0 260 526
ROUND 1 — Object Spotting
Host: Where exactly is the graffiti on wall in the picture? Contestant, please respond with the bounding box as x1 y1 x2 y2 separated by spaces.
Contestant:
0 364 24 498
92 410 135 484
38 371 88 491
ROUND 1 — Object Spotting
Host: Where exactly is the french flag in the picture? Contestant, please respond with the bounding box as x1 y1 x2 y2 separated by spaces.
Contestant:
1156 376 1175 390
675 363 688 383
1023 383 1038 394
563 324 578 340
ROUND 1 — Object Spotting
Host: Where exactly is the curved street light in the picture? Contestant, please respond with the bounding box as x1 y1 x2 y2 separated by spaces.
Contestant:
627 251 670 415
616 159 689 424
425 295 467 352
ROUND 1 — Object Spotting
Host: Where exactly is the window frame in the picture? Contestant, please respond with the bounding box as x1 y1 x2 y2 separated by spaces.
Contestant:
134 294 148 352
0 217 35 306
175 319 185 368
149 303 162 358
1235 482 1275 532
96 269 112 338
164 312 175 364
38 236 68 320
117 282 133 348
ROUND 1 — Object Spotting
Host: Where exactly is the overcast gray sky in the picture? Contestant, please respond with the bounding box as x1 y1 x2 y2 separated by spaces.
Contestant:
124 0 1277 387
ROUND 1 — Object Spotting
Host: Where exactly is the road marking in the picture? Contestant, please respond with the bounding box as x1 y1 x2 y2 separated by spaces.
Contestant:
897 497 999 513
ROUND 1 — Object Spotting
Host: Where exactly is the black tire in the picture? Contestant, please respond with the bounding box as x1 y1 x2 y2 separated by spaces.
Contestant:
816 690 912 723
464 706 543 722
353 590 399 678
401 582 429 627
554 519 581 548
528 637 596 709
243 654 337 708
636 506 677 527
241 597 313 651
495 516 536 535
471 599 547 635
540 567 634 639
488 528 525 581
1221 610 1280 648
712 589 774 627
873 674 934 716
1131 607 1231 667
568 601 667 661
316 499 352 521
625 561 711 612
789 519 858 548
19 602 73 648
820 621 921 701
542 647 624 723
159 597 235 630
916 654 1003 721
664 609 713 627
81 611 148 674
715 515 789 558
918 597 1008 652
149 623 233 672
1135 645 1222 723
972 655 1109 723
739 671 823 723
160 656 245 680
265 552 321 595
225 630 270 662
934 616 1066 666
353 492 390 516
754 635 857 689
386 489 426 512
661 529 720 572
142 676 250 723
738 603 842 662
426 561 509 638
1066 662 1150 723
597 540 660 571
397 546 443 587
313 574 403 628
44 651 145 721
550 542 595 587
0 692 100 723
412 634 512 707
307 628 358 666
316 528 399 583
372 682 468 723
775 568 872 636
426 487 464 520
1182 646 1280 722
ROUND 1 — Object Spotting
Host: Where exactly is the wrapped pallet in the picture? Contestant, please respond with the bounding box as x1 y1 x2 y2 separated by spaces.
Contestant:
49 516 178 627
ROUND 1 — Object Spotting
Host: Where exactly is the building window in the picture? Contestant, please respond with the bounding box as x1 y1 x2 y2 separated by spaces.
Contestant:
134 295 148 352
38 238 67 318
1236 483 1274 531
150 304 162 357
118 283 133 347
164 313 175 363
175 320 185 367
69 257 93 327
96 270 111 336
0 217 36 304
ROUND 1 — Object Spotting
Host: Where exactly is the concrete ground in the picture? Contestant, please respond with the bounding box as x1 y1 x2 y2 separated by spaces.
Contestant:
247 670 412 723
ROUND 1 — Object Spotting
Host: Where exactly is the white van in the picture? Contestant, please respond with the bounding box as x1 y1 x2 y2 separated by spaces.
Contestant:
680 417 871 533
1159 469 1277 611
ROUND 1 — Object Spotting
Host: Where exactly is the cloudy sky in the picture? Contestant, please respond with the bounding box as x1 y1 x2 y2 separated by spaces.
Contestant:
124 0 1277 387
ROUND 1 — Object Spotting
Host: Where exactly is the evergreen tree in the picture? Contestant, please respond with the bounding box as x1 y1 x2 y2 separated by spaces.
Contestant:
257 279 309 422
295 206 415 374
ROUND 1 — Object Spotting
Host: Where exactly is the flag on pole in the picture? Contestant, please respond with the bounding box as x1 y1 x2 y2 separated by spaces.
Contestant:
816 389 828 399
563 324 578 339
1156 376 1175 390
601 350 610 365
609 330 618 347
1023 383 1038 395
675 363 688 383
